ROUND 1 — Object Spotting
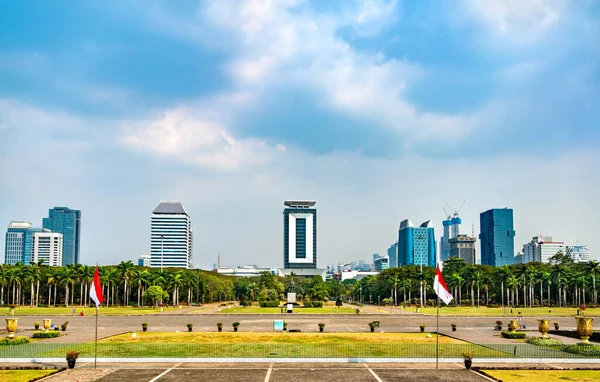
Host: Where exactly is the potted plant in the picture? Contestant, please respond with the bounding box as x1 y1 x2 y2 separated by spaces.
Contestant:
451 324 457 332
420 324 426 333
187 323 193 332
217 322 223 332
369 322 376 332
142 322 148 332
61 321 69 332
34 321 40 330
554 322 560 330
495 320 503 331
462 352 473 370
233 322 240 332
66 350 79 369
318 323 325 332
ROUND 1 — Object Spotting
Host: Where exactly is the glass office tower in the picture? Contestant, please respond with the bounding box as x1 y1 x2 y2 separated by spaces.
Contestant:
43 207 81 266
398 219 436 267
479 208 515 266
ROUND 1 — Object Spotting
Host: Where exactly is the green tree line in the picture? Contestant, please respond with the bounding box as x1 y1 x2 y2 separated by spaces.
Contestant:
352 253 600 308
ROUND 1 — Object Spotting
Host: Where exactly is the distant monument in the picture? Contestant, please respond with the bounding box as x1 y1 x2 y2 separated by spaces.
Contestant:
287 279 296 313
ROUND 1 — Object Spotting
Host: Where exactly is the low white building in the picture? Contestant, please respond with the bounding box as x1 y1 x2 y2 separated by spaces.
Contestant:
567 245 590 263
32 231 62 266
340 270 379 282
216 266 283 277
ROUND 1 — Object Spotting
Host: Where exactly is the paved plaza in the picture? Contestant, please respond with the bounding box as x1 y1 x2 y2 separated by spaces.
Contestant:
26 364 497 382
11 305 586 346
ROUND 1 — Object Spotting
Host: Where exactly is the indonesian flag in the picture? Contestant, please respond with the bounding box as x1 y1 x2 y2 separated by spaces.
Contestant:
90 267 104 307
433 261 453 305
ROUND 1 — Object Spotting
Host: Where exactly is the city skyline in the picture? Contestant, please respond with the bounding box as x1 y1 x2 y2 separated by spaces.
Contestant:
1 1 598 268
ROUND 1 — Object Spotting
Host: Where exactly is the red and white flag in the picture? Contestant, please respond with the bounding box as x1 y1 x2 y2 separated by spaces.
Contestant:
90 267 104 308
433 261 453 305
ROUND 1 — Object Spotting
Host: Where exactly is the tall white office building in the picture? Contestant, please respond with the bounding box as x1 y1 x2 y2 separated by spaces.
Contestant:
32 231 63 266
151 202 193 269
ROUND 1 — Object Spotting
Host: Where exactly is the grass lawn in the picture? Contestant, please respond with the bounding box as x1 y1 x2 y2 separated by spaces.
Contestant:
217 306 358 314
101 332 464 344
483 369 600 381
1 332 512 359
8 306 163 316
0 369 58 381
416 306 600 317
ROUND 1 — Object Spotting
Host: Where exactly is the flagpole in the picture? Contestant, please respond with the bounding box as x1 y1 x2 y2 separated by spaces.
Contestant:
95 305 98 369
94 263 99 370
436 295 439 370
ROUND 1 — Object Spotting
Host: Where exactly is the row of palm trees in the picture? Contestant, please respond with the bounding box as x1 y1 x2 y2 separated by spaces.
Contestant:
353 258 600 308
0 261 236 308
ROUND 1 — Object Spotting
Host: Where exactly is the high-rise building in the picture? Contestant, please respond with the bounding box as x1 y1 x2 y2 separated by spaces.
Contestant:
32 232 63 266
522 236 565 263
440 218 451 262
4 221 44 264
449 234 477 265
150 202 193 269
567 245 590 263
479 208 515 266
387 243 398 268
398 219 436 267
283 201 317 269
373 254 389 271
42 207 81 266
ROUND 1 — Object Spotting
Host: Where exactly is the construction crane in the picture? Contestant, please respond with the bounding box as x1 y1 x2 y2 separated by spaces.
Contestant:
445 199 466 218
442 207 452 220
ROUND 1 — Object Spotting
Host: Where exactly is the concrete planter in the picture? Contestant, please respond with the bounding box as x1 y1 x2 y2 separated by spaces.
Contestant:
575 316 594 344
5 318 18 338
537 319 550 338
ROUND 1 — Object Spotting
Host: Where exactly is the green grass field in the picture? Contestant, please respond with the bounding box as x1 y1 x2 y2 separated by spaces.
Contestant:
483 369 600 381
216 306 358 314
0 369 58 381
101 332 463 344
8 306 163 316
416 306 600 317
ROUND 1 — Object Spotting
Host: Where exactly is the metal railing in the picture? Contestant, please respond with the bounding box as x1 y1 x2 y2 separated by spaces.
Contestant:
0 342 596 359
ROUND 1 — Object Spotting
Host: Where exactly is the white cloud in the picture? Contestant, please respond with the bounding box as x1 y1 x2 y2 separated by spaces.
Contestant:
464 0 564 44
202 0 475 142
121 108 283 171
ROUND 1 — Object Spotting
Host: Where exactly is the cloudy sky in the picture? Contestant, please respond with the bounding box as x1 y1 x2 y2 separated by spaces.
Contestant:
1 0 599 268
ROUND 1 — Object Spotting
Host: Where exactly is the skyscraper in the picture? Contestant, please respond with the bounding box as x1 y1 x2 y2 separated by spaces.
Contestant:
4 221 44 264
387 242 398 268
398 219 436 267
283 201 317 269
150 202 193 269
42 207 81 266
479 208 515 266
440 215 461 262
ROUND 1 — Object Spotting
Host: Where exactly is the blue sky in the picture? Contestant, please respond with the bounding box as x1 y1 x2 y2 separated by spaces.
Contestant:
1 0 599 268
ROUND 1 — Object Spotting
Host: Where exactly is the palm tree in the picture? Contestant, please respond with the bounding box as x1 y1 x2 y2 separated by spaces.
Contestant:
80 266 94 306
0 265 9 306
117 261 135 306
60 266 76 307
551 264 568 307
585 260 600 308
506 276 521 306
495 266 511 307
46 267 59 307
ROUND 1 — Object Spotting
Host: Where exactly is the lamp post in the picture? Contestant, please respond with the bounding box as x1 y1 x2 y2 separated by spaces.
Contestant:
360 286 363 304
160 235 164 272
